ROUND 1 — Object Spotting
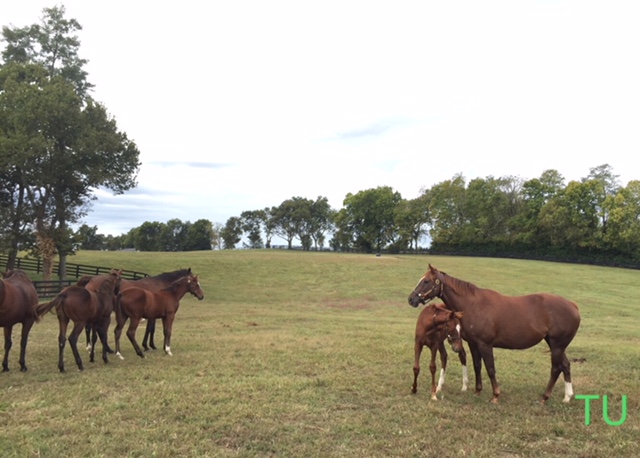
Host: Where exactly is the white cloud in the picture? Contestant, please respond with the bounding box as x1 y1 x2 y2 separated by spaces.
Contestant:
3 1 640 236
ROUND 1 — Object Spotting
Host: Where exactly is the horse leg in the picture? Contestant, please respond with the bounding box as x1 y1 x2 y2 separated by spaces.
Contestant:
114 314 126 360
90 327 98 363
85 324 92 351
429 346 438 400
2 326 13 372
162 314 175 356
18 320 34 372
458 346 469 392
468 341 484 394
412 340 423 394
96 319 111 364
435 341 448 396
68 322 86 371
560 353 574 403
125 318 145 358
476 343 500 403
542 342 572 403
58 317 69 373
142 319 157 351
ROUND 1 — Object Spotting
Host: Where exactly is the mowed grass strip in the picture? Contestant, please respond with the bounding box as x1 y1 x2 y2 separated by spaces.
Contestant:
1 251 638 457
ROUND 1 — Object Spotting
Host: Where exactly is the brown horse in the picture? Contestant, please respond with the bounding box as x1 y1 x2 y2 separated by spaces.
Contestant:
408 264 581 404
114 272 204 359
82 268 193 352
36 270 121 372
412 303 466 400
0 270 39 372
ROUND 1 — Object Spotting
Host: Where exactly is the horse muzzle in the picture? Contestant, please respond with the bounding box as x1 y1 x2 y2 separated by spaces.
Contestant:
407 294 424 307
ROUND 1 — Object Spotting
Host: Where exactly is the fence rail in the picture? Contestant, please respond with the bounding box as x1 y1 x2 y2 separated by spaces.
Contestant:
1 254 149 298
32 280 75 298
1 254 148 280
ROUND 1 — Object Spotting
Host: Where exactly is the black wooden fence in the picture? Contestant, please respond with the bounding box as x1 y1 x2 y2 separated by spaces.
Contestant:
1 254 149 298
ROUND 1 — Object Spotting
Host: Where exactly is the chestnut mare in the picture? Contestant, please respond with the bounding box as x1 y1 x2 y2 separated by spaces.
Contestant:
408 264 581 404
0 270 39 372
36 270 121 372
114 272 204 359
81 268 193 352
412 303 467 400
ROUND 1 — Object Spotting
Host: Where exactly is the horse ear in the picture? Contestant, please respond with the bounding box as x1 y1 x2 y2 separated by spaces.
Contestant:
429 264 439 274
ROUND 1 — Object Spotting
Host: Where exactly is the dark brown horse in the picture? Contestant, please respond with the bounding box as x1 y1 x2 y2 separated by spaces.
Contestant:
408 264 581 404
0 270 39 372
81 268 193 352
114 272 204 359
36 270 121 372
412 303 466 400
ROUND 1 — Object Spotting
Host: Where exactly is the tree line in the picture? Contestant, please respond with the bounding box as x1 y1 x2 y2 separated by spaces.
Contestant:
82 162 640 271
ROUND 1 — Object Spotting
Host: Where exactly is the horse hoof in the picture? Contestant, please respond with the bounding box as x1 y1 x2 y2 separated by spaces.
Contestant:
490 397 499 404
20 367 28 373
116 352 124 361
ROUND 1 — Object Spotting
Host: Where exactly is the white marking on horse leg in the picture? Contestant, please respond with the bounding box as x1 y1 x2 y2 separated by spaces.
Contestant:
461 365 469 391
436 368 446 393
116 351 124 361
86 343 92 351
563 381 574 403
431 392 438 401
165 346 173 356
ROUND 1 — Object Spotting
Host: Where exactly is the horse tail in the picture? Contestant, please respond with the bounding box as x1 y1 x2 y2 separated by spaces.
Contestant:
114 291 123 321
35 293 66 318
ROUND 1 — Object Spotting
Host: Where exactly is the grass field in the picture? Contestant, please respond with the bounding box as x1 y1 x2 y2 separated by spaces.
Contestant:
1 250 639 457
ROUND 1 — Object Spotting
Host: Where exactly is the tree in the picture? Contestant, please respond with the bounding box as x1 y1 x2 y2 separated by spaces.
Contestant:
517 169 565 246
1 6 140 278
394 197 429 250
584 163 621 238
184 219 214 251
135 222 164 251
605 181 640 256
221 217 243 249
342 186 403 252
307 196 334 250
211 222 224 250
421 174 468 246
158 218 188 251
76 224 104 250
271 197 311 249
241 210 265 249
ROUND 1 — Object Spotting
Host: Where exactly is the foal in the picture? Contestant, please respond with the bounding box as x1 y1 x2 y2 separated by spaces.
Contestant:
412 303 466 400
114 272 204 359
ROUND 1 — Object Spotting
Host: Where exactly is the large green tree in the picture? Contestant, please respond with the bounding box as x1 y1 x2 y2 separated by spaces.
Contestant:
341 186 403 253
0 6 140 277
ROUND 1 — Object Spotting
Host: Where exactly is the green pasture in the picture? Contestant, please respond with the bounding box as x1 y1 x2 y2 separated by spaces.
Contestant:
1 250 639 457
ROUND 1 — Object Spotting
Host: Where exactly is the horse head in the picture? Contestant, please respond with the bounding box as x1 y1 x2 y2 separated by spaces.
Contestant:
408 264 444 307
105 269 123 297
187 274 205 301
443 310 464 353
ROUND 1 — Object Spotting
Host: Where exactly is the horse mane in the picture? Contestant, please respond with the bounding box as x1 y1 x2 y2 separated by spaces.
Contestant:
148 268 191 283
442 271 479 296
2 269 32 284
97 273 119 295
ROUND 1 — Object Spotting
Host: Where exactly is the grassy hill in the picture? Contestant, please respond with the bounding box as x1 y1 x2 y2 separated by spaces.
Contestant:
1 250 638 457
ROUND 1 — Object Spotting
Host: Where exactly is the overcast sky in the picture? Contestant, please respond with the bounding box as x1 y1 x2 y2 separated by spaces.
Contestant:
3 1 640 236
